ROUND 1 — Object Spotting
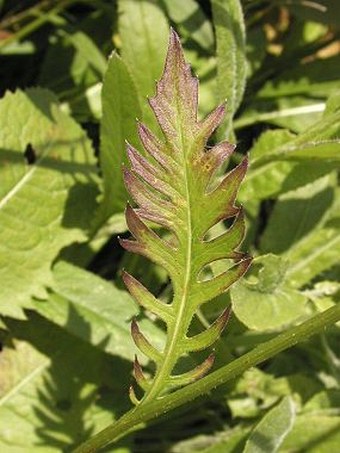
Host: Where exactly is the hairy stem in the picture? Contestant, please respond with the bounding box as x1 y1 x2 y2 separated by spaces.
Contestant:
74 303 340 453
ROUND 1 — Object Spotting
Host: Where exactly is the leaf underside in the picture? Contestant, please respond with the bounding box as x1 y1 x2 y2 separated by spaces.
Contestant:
121 29 251 405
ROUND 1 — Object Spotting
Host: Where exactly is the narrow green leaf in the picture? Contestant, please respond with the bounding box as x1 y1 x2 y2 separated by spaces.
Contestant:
211 0 246 138
243 396 296 453
95 53 142 224
0 88 97 319
118 0 169 130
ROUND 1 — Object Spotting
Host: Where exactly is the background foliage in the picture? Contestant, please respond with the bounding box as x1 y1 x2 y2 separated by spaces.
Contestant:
0 0 339 451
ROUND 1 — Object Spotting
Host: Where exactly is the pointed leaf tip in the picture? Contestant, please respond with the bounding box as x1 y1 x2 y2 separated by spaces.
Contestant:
131 318 162 363
133 355 149 391
129 385 140 406
170 353 215 387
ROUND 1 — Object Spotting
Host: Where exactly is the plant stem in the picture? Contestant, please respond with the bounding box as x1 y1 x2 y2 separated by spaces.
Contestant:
74 303 340 453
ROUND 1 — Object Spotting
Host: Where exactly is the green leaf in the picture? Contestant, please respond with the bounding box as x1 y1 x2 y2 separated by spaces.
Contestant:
211 0 246 138
281 414 340 452
251 94 340 168
304 389 340 413
161 0 214 51
243 396 296 453
228 368 321 418
95 53 142 224
258 55 340 100
172 427 250 453
284 187 340 288
239 127 337 203
120 30 251 404
39 30 106 99
231 255 308 331
261 175 336 254
65 30 107 76
0 313 130 452
285 224 340 288
0 88 97 319
34 261 164 362
118 0 169 131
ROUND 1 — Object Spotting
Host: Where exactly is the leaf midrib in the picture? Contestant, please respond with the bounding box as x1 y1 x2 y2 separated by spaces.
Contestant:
140 105 193 404
0 141 54 210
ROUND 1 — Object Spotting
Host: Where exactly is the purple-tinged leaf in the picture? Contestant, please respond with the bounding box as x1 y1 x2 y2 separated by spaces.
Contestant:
133 355 150 391
169 353 215 387
197 157 248 235
122 271 172 323
122 29 251 403
197 210 246 269
201 141 236 179
131 319 162 363
120 205 177 275
193 257 252 305
123 169 174 229
149 30 199 145
129 385 140 406
126 143 178 199
137 121 176 171
185 307 232 352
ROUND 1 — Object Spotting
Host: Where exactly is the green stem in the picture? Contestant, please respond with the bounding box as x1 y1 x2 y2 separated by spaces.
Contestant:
74 303 340 453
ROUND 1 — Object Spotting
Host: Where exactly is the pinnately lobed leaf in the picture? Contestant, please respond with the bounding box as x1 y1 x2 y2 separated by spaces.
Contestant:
120 29 252 405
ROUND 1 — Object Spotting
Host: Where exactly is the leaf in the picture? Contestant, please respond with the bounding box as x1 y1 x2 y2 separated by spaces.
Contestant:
171 427 250 453
121 30 251 404
231 255 308 331
303 389 340 413
95 53 142 225
260 175 336 254
0 88 98 319
65 30 107 76
211 0 246 138
251 94 340 168
284 187 340 288
118 0 169 131
285 223 340 288
258 55 340 100
228 368 321 419
39 30 106 98
161 0 214 51
0 313 130 452
34 261 164 362
239 129 337 203
243 396 296 453
281 414 340 452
